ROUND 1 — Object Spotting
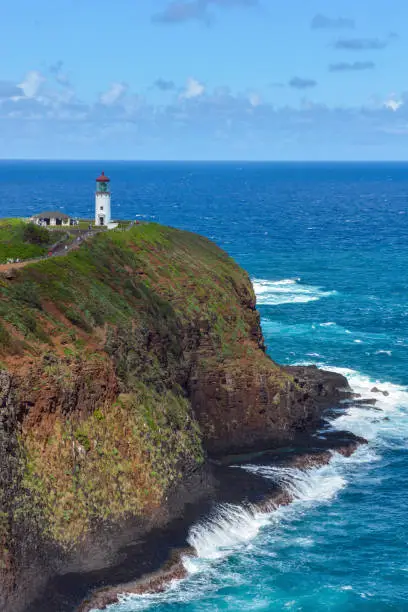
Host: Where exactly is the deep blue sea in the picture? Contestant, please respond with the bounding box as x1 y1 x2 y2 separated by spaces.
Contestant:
1 161 408 611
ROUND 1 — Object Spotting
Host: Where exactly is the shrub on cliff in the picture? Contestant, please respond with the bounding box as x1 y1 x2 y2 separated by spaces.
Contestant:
22 223 50 246
10 281 42 310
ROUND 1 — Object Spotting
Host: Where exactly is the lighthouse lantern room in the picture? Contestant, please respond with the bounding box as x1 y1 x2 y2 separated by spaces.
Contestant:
95 171 111 226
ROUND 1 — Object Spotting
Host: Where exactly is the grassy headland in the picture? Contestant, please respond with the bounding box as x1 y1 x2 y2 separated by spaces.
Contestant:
1 222 288 550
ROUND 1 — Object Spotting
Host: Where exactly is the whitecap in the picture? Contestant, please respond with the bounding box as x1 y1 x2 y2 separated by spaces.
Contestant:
187 503 268 561
185 452 361 574
292 537 314 547
243 461 346 504
252 278 337 306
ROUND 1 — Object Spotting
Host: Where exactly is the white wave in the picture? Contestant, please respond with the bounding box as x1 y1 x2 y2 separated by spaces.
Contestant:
261 320 392 353
100 366 407 612
252 278 337 306
243 461 346 504
180 447 378 584
321 366 408 445
182 368 407 574
187 503 268 561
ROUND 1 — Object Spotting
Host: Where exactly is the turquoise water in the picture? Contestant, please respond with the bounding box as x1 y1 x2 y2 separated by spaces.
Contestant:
1 161 407 611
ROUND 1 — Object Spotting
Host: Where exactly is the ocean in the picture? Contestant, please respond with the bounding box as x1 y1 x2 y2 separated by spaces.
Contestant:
1 161 407 611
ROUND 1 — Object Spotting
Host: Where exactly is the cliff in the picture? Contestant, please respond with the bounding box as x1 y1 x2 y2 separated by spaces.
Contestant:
0 223 350 611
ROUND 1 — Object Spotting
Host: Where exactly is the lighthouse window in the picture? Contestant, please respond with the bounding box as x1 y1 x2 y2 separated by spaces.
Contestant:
100 206 103 210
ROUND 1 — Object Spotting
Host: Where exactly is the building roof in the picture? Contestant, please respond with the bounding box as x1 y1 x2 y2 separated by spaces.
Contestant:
96 171 110 182
32 211 71 220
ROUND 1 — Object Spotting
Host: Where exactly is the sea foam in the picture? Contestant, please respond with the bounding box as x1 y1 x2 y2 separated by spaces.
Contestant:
252 278 337 306
99 363 408 612
187 367 405 578
322 365 408 446
187 503 268 561
175 365 404 576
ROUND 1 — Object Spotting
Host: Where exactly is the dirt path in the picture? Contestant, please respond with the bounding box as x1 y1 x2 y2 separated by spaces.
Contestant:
0 231 94 273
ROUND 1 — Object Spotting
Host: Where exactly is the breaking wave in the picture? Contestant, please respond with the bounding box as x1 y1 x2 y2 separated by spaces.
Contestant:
100 366 408 612
252 278 337 306
323 365 408 445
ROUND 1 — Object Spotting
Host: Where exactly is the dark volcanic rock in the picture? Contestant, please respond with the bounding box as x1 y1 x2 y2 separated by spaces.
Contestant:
371 387 389 397
192 365 352 457
284 366 351 402
76 430 367 612
352 398 378 406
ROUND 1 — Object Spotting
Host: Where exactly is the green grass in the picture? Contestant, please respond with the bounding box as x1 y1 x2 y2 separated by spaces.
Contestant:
0 219 47 262
76 220 93 229
0 218 67 263
0 223 256 357
0 218 140 264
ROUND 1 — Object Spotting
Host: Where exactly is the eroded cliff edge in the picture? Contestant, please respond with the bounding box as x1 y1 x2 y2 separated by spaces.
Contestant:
0 224 352 611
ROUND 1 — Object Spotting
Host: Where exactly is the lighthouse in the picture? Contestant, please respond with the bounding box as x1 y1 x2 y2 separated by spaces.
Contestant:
95 171 111 227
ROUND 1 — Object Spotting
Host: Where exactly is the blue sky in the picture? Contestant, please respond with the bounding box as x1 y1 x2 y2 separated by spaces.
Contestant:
2 0 408 160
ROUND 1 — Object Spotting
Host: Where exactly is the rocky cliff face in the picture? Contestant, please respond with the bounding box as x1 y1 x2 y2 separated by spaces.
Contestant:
0 224 350 611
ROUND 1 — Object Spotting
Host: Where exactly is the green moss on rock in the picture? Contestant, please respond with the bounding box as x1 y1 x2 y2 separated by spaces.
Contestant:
22 383 203 547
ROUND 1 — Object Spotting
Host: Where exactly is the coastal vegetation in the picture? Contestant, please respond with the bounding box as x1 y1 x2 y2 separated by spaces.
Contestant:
0 219 65 263
0 223 285 551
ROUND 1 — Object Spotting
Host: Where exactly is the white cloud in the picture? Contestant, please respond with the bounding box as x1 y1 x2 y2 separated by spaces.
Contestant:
180 77 205 99
18 71 45 98
5 67 408 159
384 97 403 112
249 92 261 107
100 82 128 106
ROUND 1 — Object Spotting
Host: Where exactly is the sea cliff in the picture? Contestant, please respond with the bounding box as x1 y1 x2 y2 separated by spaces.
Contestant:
0 224 358 611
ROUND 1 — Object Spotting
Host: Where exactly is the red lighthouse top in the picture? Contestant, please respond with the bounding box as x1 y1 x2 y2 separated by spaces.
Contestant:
96 171 110 183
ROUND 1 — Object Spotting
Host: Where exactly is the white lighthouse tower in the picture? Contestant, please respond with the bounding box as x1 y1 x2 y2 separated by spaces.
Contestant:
95 171 111 226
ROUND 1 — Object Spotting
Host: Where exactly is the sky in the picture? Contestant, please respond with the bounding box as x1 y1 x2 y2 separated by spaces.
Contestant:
2 0 408 160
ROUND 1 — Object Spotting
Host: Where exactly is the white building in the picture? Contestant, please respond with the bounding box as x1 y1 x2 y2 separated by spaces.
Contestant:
31 211 72 227
95 171 111 226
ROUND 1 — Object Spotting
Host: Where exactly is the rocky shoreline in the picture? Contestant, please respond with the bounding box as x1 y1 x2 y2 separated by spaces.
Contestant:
22 366 371 612
75 427 367 612
24 371 370 612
